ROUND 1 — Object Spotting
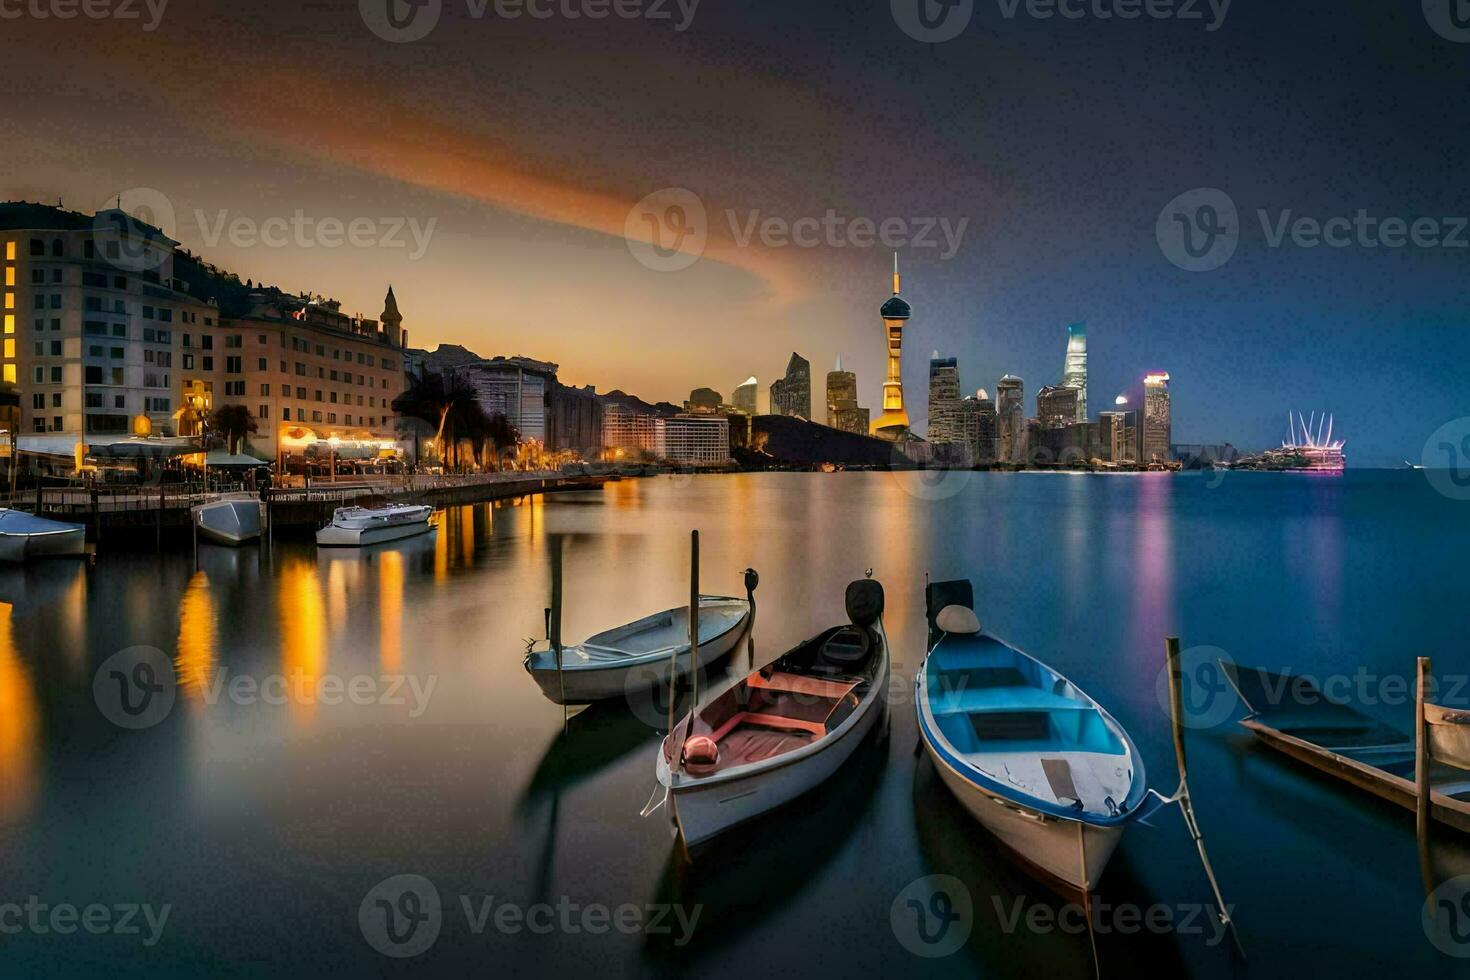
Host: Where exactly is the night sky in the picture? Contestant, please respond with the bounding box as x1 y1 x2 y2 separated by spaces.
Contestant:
3 0 1466 463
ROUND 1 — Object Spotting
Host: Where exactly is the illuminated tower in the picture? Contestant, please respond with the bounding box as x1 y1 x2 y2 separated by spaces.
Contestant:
1062 322 1086 422
871 253 911 440
732 377 758 415
381 285 404 347
1143 372 1172 463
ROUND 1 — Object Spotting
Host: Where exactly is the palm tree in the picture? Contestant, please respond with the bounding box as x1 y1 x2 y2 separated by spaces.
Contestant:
393 371 505 472
207 404 258 455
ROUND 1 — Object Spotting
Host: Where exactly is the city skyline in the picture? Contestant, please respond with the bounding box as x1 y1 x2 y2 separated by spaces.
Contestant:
2 3 1463 466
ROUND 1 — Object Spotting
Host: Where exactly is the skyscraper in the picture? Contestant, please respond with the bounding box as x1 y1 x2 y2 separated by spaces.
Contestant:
958 389 998 465
1037 385 1079 430
1143 372 1172 463
997 374 1025 464
871 253 911 440
1062 321 1087 422
826 355 856 427
769 352 811 419
927 353 960 447
732 376 758 415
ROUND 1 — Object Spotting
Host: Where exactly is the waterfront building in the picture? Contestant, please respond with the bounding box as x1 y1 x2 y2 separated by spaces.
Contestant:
219 291 408 468
825 356 856 426
1036 385 1079 431
601 403 661 458
1143 372 1172 463
871 254 911 440
957 389 998 465
770 352 811 419
662 414 731 466
0 202 408 468
0 202 216 441
732 376 758 415
463 356 554 445
997 374 1024 464
1098 410 1126 464
927 354 961 448
1062 322 1087 422
601 404 729 465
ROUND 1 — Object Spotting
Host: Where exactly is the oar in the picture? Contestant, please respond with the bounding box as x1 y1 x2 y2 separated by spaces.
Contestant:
1164 636 1246 961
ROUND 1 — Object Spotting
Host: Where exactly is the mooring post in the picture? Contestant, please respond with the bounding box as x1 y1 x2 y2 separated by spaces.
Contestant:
90 489 100 548
157 489 165 553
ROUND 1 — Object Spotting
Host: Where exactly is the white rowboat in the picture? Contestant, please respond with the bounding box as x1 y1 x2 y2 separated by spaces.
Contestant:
655 578 889 851
0 508 87 562
524 585 755 705
193 495 262 546
916 580 1148 897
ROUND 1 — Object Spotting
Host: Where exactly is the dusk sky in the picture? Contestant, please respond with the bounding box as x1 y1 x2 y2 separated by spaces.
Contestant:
4 0 1466 464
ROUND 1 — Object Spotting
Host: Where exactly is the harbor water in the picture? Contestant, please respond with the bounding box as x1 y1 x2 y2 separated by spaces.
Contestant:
1 470 1467 977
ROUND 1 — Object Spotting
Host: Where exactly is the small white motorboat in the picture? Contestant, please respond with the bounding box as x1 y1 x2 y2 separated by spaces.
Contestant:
315 503 434 548
652 577 889 851
915 579 1148 898
0 508 87 562
525 571 757 705
193 494 262 546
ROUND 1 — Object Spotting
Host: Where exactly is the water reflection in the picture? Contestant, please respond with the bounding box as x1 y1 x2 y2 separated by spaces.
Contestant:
378 549 404 673
279 557 327 726
175 571 217 700
0 601 37 821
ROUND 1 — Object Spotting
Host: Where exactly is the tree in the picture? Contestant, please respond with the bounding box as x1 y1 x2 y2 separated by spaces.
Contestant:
207 404 258 455
393 371 509 472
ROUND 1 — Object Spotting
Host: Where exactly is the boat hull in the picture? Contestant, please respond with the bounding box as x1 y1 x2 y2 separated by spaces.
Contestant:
528 610 748 704
195 499 262 546
316 518 433 547
662 652 889 849
922 732 1123 894
0 511 87 562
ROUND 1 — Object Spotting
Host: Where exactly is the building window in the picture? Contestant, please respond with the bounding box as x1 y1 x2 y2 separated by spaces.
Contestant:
29 239 43 257
226 356 241 373
202 357 213 371
258 405 269 419
182 354 194 369
4 241 13 260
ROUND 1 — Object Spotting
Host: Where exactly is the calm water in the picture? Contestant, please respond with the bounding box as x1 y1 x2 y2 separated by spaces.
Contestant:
2 470 1469 978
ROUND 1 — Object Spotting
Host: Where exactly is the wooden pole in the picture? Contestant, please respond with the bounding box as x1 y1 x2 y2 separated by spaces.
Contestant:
689 530 700 711
157 488 164 553
1166 637 1188 778
1417 656 1432 843
90 490 100 548
551 534 565 730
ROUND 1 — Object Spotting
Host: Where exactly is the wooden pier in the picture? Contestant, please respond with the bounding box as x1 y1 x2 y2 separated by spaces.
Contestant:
3 472 613 550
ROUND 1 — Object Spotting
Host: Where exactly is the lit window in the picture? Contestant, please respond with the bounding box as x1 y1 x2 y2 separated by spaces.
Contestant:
3 315 12 334
3 269 12 287
3 294 11 310
2 340 12 358
2 365 13 384
3 242 12 260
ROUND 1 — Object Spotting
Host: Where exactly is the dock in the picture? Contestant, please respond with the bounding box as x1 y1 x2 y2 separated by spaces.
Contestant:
3 472 613 550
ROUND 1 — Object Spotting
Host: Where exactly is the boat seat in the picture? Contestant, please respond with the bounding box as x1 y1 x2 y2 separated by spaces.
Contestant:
929 685 1090 717
819 626 869 668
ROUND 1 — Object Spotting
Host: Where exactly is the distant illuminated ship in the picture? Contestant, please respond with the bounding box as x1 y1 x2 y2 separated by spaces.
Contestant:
1267 412 1346 473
